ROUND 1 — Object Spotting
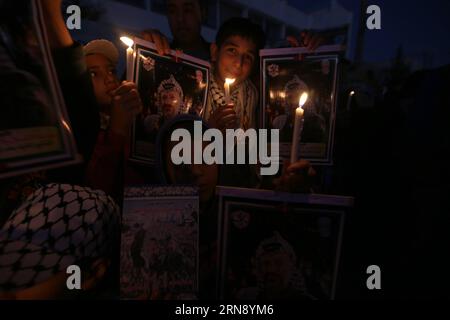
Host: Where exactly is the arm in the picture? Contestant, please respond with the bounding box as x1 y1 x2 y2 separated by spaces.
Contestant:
42 0 99 161
85 81 143 196
41 0 100 183
40 0 73 49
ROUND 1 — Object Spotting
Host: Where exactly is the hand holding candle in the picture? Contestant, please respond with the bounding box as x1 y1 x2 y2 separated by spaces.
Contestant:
290 92 308 164
120 36 135 81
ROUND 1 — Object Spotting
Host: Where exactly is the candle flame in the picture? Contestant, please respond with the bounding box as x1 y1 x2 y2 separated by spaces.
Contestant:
120 36 134 48
225 78 235 85
350 90 355 96
299 92 308 107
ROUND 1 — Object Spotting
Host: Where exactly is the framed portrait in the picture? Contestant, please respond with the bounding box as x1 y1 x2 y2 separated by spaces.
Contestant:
217 186 353 300
0 1 79 179
120 185 199 300
260 45 344 165
129 38 210 165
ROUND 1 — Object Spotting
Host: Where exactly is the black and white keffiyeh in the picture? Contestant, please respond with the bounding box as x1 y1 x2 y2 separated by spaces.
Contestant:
0 183 120 292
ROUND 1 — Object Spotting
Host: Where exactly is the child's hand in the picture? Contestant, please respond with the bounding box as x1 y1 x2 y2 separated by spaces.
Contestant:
207 104 238 132
141 29 171 55
109 81 143 137
273 159 316 193
287 31 324 51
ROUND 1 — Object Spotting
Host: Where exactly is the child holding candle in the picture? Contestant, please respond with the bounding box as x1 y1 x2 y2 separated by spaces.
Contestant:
83 39 144 198
203 18 265 132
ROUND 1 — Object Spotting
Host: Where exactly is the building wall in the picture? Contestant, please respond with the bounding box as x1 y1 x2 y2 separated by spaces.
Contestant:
69 0 353 70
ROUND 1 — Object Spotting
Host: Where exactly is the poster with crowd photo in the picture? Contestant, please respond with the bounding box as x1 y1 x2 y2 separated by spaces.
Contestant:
120 185 199 300
129 38 210 165
260 45 343 165
0 1 79 179
217 186 353 300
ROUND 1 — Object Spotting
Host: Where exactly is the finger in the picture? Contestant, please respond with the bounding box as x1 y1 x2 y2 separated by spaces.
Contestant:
213 107 236 119
286 159 311 173
286 35 300 48
218 114 237 124
118 87 139 98
217 104 236 111
141 32 152 42
215 109 236 119
161 37 171 55
152 34 166 55
302 31 312 47
308 37 322 51
112 82 136 95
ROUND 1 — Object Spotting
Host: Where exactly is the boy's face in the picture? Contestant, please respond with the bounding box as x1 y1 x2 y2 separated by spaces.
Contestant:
165 140 218 204
211 35 257 86
86 53 120 109
160 88 182 119
167 0 202 46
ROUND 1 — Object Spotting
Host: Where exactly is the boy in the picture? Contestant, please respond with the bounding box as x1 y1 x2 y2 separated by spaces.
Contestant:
204 17 265 132
142 0 210 60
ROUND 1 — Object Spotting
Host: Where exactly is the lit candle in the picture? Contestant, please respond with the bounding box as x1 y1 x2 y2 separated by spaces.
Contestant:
290 92 308 164
346 90 355 112
120 36 135 81
224 78 235 104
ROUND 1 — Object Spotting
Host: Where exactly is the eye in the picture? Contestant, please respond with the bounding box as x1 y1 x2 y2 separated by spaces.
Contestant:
227 47 238 55
90 71 97 78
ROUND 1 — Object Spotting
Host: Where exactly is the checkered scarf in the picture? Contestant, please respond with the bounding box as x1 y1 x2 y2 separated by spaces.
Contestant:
0 183 120 292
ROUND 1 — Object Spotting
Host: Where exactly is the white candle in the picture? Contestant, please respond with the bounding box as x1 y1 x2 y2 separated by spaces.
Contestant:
120 36 135 81
224 78 235 104
346 90 355 112
290 92 308 164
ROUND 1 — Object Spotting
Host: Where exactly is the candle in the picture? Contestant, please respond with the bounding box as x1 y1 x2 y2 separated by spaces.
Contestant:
346 90 355 112
120 36 135 81
290 92 308 164
224 78 235 104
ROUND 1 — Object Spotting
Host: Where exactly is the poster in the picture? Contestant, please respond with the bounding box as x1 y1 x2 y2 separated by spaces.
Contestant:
260 45 343 164
120 185 199 300
0 1 79 178
217 186 352 300
129 38 210 165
